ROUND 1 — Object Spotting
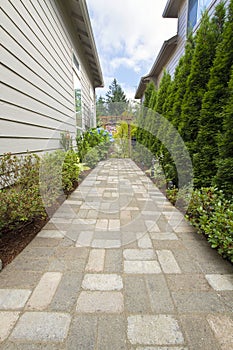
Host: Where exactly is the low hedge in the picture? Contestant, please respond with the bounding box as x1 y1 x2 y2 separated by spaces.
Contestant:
186 187 233 262
0 150 81 234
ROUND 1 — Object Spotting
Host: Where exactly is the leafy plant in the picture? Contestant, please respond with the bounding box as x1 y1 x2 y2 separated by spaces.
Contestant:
187 187 233 262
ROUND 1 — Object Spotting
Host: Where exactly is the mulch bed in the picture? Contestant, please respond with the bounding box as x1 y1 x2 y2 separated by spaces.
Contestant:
0 169 92 269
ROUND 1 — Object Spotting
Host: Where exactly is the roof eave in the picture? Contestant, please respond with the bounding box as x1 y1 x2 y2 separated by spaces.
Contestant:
68 0 104 88
163 0 181 18
135 35 178 99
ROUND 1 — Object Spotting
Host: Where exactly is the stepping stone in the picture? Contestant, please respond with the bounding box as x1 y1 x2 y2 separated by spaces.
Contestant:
76 291 124 313
0 289 31 310
157 250 181 274
205 274 233 291
10 312 71 342
127 315 184 345
123 249 155 260
85 249 105 272
82 274 123 291
124 261 161 274
26 272 62 310
0 312 20 341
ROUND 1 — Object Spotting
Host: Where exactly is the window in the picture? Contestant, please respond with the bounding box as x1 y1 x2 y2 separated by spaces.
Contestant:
72 54 82 130
188 0 212 30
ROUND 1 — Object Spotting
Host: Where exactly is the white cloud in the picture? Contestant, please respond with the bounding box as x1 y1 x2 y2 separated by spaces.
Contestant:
87 0 177 97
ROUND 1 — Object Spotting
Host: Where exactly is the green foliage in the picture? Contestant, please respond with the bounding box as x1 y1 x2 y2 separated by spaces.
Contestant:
106 78 128 115
62 150 80 192
180 11 218 144
187 187 233 262
83 148 100 168
155 70 171 114
0 153 46 232
76 128 111 165
0 150 81 234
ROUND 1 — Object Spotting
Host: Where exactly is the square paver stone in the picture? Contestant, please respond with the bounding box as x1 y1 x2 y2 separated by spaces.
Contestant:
123 249 155 260
205 274 233 291
82 274 123 291
76 291 124 313
127 315 184 345
0 312 20 342
10 312 71 342
207 314 233 349
124 261 161 274
0 289 31 310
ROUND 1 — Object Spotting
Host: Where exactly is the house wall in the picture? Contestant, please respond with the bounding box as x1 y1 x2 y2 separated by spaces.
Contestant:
1 0 96 156
163 0 230 80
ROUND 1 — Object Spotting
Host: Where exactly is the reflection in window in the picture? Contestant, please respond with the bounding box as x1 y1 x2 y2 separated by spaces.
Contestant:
73 55 82 130
188 0 212 30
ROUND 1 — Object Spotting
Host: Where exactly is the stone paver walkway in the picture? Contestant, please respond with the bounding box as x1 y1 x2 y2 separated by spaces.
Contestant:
0 159 232 349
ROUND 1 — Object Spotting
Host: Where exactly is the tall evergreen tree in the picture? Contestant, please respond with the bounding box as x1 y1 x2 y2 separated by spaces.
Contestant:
214 66 233 196
179 11 220 150
172 33 195 129
194 1 232 186
106 78 128 115
155 71 171 114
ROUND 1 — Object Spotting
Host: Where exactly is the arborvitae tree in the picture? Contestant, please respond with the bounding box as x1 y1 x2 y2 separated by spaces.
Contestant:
172 33 195 129
155 71 171 114
106 78 128 115
143 81 155 108
179 11 220 150
194 1 232 186
214 67 233 197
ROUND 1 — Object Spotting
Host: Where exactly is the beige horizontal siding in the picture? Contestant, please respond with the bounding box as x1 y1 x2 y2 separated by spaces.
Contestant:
0 0 79 156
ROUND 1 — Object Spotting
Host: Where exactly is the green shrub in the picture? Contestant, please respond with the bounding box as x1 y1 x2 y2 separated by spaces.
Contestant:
83 148 100 168
62 150 80 192
187 187 233 262
0 153 46 232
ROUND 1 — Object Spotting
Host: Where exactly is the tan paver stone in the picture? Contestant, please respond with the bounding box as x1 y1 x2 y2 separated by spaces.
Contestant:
96 219 108 230
207 314 233 349
26 272 62 310
136 347 188 350
150 232 178 240
10 312 71 342
0 289 31 310
0 312 20 342
123 249 155 260
138 234 153 248
82 274 123 291
157 250 181 273
205 274 233 291
109 219 120 230
124 261 161 274
91 239 121 248
37 230 65 238
127 315 184 345
76 231 94 247
85 249 105 272
76 291 124 313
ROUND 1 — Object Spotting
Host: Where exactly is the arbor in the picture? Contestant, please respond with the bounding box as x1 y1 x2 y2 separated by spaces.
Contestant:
106 78 128 115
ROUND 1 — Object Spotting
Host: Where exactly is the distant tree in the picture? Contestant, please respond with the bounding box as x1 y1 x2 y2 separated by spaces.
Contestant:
194 1 231 186
96 96 107 117
106 78 128 115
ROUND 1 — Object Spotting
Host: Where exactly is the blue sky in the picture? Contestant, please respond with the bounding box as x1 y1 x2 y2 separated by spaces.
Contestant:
86 0 177 100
